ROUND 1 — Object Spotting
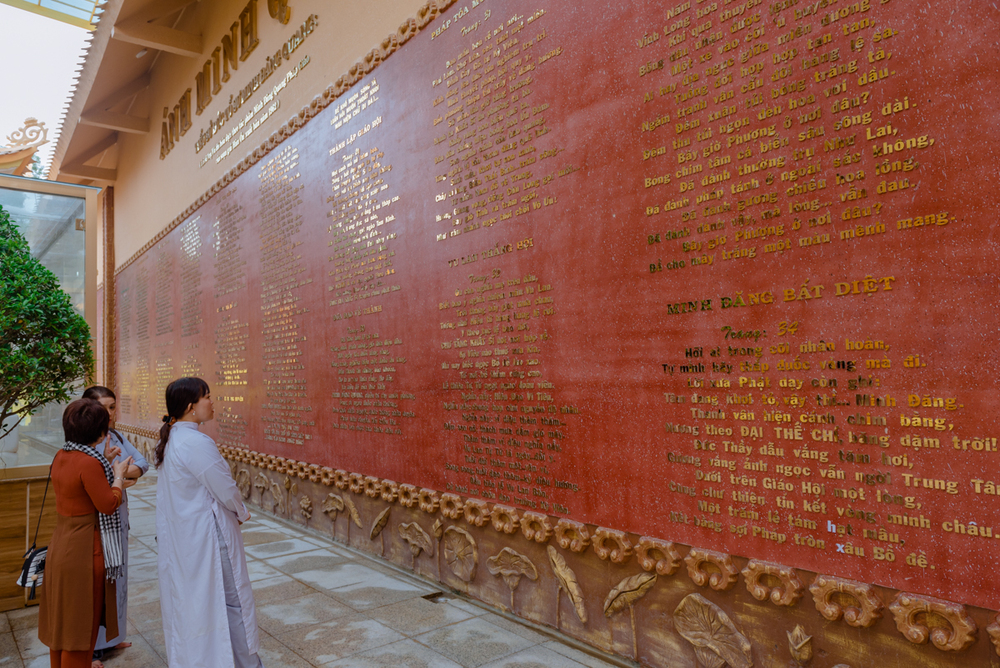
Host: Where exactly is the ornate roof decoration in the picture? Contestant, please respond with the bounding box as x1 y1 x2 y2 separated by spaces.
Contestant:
0 118 49 175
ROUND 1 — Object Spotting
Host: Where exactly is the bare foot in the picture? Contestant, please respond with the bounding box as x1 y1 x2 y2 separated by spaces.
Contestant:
114 641 132 649
92 660 104 668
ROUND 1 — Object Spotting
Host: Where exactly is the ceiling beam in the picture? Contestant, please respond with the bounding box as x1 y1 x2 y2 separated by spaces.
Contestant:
68 133 118 166
61 133 119 182
86 73 151 113
59 164 117 182
80 74 152 134
79 110 150 134
112 0 202 59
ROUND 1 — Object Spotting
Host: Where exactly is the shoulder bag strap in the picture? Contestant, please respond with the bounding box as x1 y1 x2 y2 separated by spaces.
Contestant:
29 464 52 550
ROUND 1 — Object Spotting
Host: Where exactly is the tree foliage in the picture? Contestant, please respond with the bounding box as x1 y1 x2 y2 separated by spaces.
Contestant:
0 205 93 438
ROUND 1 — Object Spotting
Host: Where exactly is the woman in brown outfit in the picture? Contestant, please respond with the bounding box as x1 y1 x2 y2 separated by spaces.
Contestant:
38 399 132 668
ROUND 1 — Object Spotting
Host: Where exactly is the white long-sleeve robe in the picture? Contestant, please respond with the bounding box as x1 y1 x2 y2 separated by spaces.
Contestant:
156 421 258 668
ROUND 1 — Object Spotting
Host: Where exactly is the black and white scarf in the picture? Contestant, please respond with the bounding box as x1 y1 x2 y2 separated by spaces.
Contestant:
63 441 124 580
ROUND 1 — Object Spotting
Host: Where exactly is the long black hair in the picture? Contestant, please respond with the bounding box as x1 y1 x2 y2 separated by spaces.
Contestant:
155 377 210 468
82 385 116 401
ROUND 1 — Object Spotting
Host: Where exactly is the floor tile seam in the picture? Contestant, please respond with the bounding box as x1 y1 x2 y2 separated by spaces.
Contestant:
258 557 354 575
135 628 168 664
376 636 469 668
258 626 325 667
258 559 358 587
405 633 524 668
277 569 372 595
356 608 481 639
268 619 398 667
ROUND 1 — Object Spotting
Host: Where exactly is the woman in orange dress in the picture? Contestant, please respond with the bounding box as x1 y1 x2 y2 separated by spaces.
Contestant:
37 399 132 668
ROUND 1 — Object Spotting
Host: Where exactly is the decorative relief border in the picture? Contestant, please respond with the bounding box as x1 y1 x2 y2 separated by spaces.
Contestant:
114 0 458 278
112 425 990 654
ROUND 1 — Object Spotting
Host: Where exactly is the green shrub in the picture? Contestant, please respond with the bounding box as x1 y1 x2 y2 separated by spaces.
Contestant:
0 204 93 439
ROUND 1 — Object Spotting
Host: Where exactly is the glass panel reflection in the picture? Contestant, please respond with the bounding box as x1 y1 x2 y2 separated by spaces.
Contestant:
0 187 87 470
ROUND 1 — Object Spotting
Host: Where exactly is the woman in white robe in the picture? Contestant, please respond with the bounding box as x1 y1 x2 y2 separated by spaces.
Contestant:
155 378 264 668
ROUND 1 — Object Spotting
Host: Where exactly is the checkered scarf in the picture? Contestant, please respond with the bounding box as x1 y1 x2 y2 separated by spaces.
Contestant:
63 441 124 580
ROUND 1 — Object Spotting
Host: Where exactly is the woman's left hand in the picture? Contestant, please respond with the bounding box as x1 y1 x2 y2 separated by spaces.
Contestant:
112 456 133 482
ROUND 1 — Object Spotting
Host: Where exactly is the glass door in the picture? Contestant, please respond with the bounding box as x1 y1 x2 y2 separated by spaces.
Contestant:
0 173 99 476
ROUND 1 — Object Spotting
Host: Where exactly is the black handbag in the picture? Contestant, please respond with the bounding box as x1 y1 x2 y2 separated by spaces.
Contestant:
16 470 50 600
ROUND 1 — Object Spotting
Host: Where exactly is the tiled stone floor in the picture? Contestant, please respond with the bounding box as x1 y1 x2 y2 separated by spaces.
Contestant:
0 472 622 667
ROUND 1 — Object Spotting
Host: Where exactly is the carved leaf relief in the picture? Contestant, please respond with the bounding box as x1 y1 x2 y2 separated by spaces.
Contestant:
344 495 363 529
603 573 656 618
370 507 391 540
487 547 538 592
547 546 587 624
269 482 285 514
321 493 344 518
398 522 434 558
442 526 478 582
235 469 251 499
253 472 268 496
674 593 753 668
298 495 313 521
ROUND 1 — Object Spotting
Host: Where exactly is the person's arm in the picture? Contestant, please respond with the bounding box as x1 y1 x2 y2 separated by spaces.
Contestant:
80 456 129 514
116 433 149 477
191 445 250 523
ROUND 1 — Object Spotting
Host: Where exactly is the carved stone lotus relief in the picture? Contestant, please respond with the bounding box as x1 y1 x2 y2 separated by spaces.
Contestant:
604 572 656 660
787 624 812 666
442 526 477 582
547 546 586 629
235 468 251 499
218 445 993 667
370 507 391 555
674 594 753 668
398 522 433 569
487 547 537 612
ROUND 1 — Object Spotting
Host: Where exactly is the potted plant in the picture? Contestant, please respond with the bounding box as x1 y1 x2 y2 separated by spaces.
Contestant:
0 204 93 456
